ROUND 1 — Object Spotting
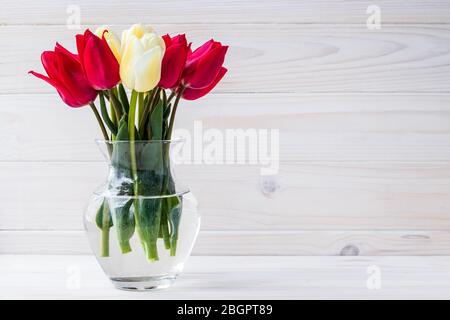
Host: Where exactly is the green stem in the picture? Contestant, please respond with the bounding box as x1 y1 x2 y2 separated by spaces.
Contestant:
89 102 109 141
120 241 132 254
128 90 138 183
89 102 111 155
170 239 177 256
118 84 130 114
128 90 150 257
162 89 167 107
101 227 110 257
161 209 171 249
108 89 124 119
110 98 117 140
148 242 159 261
167 90 176 104
166 87 185 140
101 202 110 257
138 92 145 124
138 88 159 136
99 91 118 135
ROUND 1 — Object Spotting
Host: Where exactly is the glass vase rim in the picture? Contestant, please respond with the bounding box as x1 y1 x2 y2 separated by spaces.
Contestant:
95 138 186 144
92 189 190 199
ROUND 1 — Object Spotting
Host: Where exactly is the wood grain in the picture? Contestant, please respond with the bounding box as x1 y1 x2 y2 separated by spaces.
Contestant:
2 230 450 256
2 255 450 299
4 25 450 94
2 1 450 256
1 161 450 231
2 93 450 162
2 1 449 24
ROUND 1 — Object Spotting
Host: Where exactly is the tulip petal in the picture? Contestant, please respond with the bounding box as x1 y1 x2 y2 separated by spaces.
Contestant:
183 67 227 100
83 31 120 89
95 26 122 62
54 44 83 91
172 34 187 46
55 42 79 61
76 29 96 68
105 33 122 62
29 70 85 108
120 36 143 90
122 24 155 52
29 70 60 90
187 39 215 63
162 34 172 47
133 47 162 92
75 34 86 68
54 46 97 106
119 25 165 92
159 44 188 89
184 45 228 89
30 40 97 108
41 51 59 80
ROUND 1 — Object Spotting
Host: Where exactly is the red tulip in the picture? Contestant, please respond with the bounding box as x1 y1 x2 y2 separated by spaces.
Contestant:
29 43 97 108
76 29 120 90
182 67 227 100
159 34 189 89
181 39 228 90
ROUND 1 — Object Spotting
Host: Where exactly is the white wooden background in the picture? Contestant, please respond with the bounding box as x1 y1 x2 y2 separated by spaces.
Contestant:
1 0 450 256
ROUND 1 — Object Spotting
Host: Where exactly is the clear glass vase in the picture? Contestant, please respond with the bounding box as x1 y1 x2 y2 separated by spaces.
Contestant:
84 140 200 291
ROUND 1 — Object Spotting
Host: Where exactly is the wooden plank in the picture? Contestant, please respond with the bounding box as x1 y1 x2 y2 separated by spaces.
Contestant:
1 93 450 162
2 255 450 299
2 230 450 256
1 1 449 24
1 161 450 230
5 25 450 94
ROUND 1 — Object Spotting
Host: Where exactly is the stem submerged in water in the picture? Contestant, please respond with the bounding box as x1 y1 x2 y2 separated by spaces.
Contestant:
128 90 138 182
119 241 132 254
100 200 111 257
94 86 185 261
101 226 110 257
161 209 171 250
170 239 177 256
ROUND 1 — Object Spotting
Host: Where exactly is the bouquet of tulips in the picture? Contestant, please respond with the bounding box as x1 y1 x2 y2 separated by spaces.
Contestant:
30 24 228 261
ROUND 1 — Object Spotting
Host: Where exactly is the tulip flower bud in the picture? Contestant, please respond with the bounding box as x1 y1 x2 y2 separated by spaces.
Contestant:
95 26 122 62
76 29 121 90
180 39 228 100
182 67 227 100
158 34 189 89
120 24 165 92
29 43 97 108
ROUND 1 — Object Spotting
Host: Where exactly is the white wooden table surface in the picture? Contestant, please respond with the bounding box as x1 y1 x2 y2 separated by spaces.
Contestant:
1 255 450 299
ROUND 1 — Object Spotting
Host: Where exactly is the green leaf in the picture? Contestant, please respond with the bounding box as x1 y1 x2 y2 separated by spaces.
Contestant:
111 199 135 253
118 84 130 114
99 91 118 135
111 116 133 195
95 200 113 229
160 203 171 249
133 101 166 260
150 99 163 140
136 197 163 261
112 117 131 168
167 195 182 256
137 101 165 194
114 116 129 141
